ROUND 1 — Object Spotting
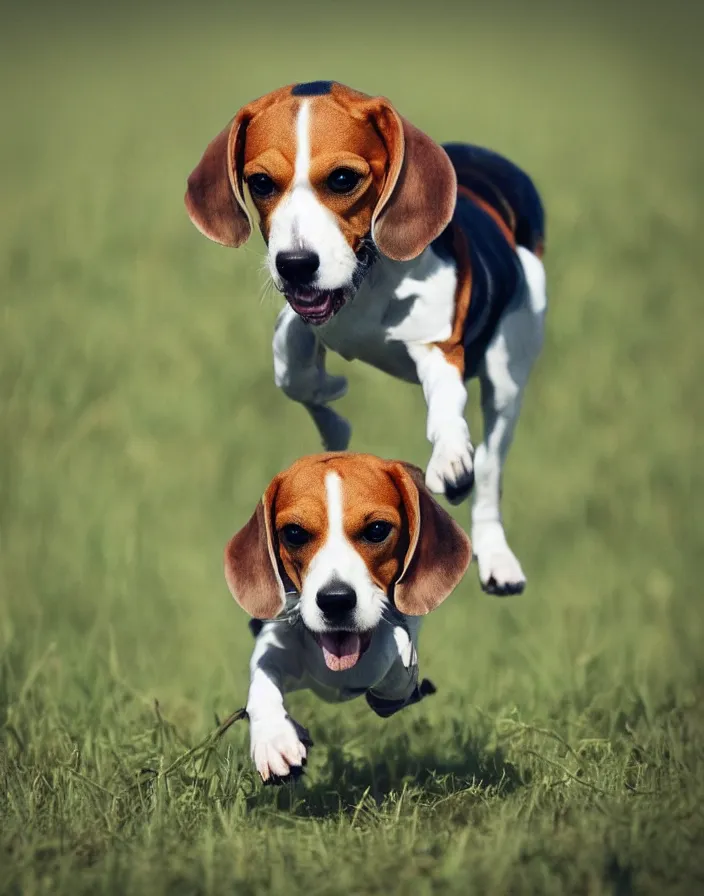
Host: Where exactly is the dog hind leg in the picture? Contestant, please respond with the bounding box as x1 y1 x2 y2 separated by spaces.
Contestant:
471 247 547 595
272 304 351 451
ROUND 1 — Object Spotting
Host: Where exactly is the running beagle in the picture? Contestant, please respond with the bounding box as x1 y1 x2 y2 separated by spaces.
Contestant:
225 452 471 783
186 80 547 596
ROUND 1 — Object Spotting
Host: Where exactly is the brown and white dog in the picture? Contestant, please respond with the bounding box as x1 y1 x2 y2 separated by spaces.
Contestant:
225 452 471 783
186 80 547 596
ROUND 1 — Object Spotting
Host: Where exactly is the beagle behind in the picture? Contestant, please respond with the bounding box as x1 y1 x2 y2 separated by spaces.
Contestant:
187 80 547 597
225 452 471 783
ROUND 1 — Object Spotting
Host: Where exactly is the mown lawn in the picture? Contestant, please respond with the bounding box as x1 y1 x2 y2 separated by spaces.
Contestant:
1 1 703 893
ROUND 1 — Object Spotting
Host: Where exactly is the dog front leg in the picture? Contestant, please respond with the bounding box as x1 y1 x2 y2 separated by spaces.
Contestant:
246 623 312 784
272 304 351 451
365 621 436 718
408 344 474 504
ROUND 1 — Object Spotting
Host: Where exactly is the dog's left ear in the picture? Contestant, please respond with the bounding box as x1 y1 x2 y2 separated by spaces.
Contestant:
223 476 287 619
367 99 457 262
387 461 472 615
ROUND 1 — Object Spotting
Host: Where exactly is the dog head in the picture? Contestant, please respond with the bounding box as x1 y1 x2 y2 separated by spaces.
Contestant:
185 81 457 326
224 453 471 672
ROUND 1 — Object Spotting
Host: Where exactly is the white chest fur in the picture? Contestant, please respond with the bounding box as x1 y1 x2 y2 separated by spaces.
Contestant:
317 247 459 384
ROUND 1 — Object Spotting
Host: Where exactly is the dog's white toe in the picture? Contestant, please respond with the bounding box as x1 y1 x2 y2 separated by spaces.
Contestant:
250 715 309 783
473 522 526 595
425 430 475 504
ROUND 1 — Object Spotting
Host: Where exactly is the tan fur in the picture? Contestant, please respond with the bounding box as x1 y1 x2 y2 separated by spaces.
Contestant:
433 224 473 376
387 461 472 615
185 82 457 261
185 86 294 247
224 476 287 618
223 453 471 619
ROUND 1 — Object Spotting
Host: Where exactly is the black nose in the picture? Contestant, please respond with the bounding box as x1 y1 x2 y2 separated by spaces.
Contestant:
275 250 320 286
316 582 357 619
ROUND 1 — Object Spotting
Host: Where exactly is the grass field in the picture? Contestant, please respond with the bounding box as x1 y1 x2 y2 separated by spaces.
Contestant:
1 1 703 892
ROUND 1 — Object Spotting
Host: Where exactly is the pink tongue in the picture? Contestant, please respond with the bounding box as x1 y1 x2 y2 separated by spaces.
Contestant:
319 632 362 671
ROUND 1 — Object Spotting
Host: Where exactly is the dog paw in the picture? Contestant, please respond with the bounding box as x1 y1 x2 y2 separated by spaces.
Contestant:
473 522 526 596
249 715 313 784
419 678 437 698
305 404 352 452
425 430 474 504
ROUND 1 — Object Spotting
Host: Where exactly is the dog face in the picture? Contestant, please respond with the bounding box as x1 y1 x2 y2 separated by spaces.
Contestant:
185 81 457 326
224 453 471 672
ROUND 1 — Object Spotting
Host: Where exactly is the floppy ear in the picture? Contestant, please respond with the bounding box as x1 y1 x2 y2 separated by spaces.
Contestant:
224 477 287 619
388 461 471 615
367 100 457 262
184 106 255 248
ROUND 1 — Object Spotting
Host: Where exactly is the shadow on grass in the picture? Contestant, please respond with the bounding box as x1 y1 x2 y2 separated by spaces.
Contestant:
267 728 526 818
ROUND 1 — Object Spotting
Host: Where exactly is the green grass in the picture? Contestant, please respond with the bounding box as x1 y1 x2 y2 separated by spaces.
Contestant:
1 2 703 893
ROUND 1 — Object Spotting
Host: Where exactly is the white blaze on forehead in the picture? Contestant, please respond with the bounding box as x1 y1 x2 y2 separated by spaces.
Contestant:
324 469 344 542
297 469 386 633
294 100 311 187
315 470 360 583
267 100 358 291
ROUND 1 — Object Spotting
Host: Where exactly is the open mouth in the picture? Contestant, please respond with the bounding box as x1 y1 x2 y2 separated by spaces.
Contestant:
284 288 347 326
313 630 373 672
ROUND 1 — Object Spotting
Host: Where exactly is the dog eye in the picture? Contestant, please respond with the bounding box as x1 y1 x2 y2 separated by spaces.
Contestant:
361 521 393 544
326 167 362 194
247 173 277 199
280 524 311 548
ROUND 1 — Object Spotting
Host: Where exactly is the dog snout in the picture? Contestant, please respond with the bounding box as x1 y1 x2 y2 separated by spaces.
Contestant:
316 581 357 621
275 250 320 287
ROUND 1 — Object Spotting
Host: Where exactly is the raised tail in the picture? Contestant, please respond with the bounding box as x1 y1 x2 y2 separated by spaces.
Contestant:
442 143 546 257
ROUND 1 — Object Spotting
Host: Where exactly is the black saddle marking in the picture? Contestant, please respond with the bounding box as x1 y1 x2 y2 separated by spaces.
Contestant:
291 80 334 97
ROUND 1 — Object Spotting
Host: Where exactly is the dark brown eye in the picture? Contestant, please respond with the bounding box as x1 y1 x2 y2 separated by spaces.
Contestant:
361 521 393 544
248 173 277 198
326 167 362 194
280 524 310 548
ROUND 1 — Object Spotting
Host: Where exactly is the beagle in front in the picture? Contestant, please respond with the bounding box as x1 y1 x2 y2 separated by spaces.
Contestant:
186 80 547 596
225 452 471 783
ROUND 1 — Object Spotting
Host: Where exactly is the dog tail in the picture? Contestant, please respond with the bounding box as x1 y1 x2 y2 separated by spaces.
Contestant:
442 143 546 258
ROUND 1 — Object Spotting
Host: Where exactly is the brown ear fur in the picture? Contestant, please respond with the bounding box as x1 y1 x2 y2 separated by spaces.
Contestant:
184 105 257 248
224 478 286 619
388 462 471 615
368 101 457 262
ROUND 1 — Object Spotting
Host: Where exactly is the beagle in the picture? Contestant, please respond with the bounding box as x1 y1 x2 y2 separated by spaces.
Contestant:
225 452 471 783
186 80 547 596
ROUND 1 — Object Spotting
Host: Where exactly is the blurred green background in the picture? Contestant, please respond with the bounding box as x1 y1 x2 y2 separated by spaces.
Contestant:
1 1 703 892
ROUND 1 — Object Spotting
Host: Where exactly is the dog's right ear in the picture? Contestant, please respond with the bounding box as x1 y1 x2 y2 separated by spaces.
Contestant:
185 99 266 248
224 476 287 619
365 98 457 262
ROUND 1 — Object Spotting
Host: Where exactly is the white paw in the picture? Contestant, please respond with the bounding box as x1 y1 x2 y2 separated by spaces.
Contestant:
425 428 474 504
472 521 526 595
249 714 311 783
